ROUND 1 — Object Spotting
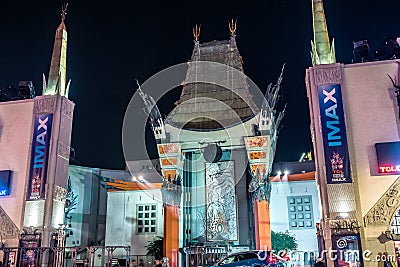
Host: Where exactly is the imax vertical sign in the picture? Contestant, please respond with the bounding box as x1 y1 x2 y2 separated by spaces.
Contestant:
27 114 53 200
318 84 351 184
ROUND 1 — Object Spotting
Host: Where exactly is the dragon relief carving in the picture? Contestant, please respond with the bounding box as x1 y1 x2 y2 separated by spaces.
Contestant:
34 97 57 114
0 206 20 240
314 66 342 85
57 141 70 160
61 98 74 118
53 185 67 202
364 177 400 227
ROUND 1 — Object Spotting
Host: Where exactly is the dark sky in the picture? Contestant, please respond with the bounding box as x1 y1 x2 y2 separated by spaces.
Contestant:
1 1 400 170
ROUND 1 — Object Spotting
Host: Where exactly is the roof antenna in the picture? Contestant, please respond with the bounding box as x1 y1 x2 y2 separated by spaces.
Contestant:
193 24 201 42
229 18 237 37
61 3 68 21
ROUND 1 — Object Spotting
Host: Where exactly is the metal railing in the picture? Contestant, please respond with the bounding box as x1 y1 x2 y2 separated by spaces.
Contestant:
0 245 130 267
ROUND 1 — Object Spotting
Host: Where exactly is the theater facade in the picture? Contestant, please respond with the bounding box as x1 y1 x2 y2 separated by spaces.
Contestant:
136 22 287 266
306 1 400 267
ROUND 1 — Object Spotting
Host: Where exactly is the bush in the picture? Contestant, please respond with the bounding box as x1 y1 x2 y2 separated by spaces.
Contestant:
145 236 163 260
271 230 298 252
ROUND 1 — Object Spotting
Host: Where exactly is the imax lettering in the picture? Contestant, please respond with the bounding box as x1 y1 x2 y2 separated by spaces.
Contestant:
33 146 45 168
38 117 48 131
27 114 53 200
36 131 47 145
323 89 342 147
318 84 351 184
327 121 341 146
323 88 337 104
33 117 49 169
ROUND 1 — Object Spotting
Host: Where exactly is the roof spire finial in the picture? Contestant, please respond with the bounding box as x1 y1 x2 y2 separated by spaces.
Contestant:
43 3 69 97
193 24 201 42
310 0 335 65
61 3 68 22
229 18 237 37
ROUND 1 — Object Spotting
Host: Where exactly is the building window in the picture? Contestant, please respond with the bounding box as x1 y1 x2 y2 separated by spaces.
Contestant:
287 195 314 230
137 204 157 234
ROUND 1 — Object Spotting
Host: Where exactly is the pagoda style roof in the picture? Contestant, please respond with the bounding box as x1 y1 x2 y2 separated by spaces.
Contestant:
165 37 259 130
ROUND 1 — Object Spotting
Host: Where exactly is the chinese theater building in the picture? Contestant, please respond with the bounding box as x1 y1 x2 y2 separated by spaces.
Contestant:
306 0 400 267
138 22 286 266
0 6 74 265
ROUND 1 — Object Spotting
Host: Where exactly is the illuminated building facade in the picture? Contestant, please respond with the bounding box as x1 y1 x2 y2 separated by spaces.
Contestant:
270 161 320 265
138 22 286 267
0 5 74 264
306 1 400 267
66 162 161 267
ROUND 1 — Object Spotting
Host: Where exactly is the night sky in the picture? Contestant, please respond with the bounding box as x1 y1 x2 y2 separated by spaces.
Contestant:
1 1 400 170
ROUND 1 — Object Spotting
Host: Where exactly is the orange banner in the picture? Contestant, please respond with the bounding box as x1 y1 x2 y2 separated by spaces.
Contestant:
249 151 267 160
162 170 177 179
161 158 178 166
246 137 268 148
158 143 179 155
251 164 266 175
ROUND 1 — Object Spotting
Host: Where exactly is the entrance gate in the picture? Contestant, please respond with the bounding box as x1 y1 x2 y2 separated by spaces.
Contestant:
183 246 227 267
0 246 130 267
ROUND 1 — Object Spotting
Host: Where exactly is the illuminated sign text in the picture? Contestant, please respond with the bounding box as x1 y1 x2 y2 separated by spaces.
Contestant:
376 141 400 175
318 84 351 184
27 114 53 200
0 170 12 196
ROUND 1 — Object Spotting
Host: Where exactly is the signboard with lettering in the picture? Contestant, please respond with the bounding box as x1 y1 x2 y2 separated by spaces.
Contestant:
375 141 400 175
0 170 12 196
17 236 41 267
26 114 53 200
318 84 351 184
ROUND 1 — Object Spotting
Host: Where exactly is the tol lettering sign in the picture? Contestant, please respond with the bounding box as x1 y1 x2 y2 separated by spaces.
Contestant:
318 84 351 184
379 165 400 174
375 141 400 175
27 114 53 200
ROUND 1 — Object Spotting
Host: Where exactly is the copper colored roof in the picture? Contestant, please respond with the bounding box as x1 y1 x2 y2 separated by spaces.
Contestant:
165 38 259 130
270 171 316 182
106 180 162 191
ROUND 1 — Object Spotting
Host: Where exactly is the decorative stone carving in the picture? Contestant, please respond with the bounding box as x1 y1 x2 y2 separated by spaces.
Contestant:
314 66 342 85
57 141 70 160
305 70 311 98
0 205 20 239
61 98 74 118
310 125 315 144
53 185 67 202
364 177 400 227
34 97 56 114
329 218 361 234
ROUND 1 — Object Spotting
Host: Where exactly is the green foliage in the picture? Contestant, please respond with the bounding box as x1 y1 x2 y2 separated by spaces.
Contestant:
145 236 163 260
271 230 298 252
